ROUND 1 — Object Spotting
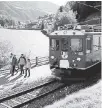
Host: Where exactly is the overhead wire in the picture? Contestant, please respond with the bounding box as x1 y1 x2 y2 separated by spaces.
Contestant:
54 1 101 29
66 2 101 24
76 2 101 25
94 5 101 8
77 1 101 11
80 18 101 24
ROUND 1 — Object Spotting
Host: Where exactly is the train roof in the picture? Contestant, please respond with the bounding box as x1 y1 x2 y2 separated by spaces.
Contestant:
50 30 85 36
48 24 101 37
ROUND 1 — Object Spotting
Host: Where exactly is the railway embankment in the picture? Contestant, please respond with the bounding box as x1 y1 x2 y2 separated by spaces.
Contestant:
44 80 101 108
23 73 101 108
0 65 52 98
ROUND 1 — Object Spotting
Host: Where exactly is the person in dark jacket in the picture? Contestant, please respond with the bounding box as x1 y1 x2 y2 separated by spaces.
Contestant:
18 54 26 75
11 55 17 76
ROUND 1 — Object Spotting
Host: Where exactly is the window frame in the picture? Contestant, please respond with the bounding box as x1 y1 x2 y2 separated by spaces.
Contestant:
93 35 100 51
70 38 83 52
86 37 91 54
61 38 68 51
50 39 59 51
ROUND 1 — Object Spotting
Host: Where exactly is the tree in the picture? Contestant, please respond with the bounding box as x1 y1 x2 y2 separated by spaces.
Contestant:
41 21 44 30
18 21 21 25
66 1 101 21
0 20 4 27
59 6 63 12
0 40 13 67
53 5 77 30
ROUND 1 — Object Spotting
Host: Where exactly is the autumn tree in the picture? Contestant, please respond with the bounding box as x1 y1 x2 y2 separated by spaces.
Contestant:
0 40 13 68
65 1 101 21
53 5 77 30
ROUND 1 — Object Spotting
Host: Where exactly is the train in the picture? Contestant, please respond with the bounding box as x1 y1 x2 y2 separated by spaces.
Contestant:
48 24 101 80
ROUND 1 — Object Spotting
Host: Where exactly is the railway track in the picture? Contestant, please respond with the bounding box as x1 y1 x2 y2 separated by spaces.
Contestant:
0 79 66 108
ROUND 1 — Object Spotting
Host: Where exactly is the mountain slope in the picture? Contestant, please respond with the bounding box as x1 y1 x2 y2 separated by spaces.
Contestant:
65 1 101 22
0 1 59 21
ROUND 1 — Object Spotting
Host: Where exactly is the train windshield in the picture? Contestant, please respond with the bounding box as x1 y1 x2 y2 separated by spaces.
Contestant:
50 39 59 50
71 39 82 52
61 38 68 51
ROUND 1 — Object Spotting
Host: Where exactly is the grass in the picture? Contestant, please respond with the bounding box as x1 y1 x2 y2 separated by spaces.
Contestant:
44 80 101 108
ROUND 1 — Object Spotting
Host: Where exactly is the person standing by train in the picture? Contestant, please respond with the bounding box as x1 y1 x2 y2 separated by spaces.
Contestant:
18 54 26 75
24 59 31 78
9 53 13 74
11 55 17 76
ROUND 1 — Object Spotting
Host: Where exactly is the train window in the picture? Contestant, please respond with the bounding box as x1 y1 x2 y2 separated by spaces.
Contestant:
71 39 82 52
50 39 59 50
86 38 91 53
61 38 68 51
93 36 100 51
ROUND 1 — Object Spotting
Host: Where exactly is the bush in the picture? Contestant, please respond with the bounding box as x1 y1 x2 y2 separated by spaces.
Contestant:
53 5 77 30
0 40 13 67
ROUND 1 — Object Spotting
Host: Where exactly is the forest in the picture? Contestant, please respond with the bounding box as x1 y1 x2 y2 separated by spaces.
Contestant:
54 1 101 29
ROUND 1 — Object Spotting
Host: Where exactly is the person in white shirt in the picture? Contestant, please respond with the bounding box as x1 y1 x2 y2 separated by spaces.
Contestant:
24 59 31 78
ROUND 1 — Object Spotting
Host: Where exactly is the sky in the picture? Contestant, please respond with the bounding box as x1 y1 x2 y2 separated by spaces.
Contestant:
0 0 68 6
34 0 100 6
43 0 68 6
0 0 99 6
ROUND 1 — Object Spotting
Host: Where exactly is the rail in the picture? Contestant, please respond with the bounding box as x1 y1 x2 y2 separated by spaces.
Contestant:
0 80 65 108
0 79 56 102
0 56 49 71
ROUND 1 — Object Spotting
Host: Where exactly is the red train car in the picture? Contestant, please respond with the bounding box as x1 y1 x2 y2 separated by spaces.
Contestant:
48 25 101 80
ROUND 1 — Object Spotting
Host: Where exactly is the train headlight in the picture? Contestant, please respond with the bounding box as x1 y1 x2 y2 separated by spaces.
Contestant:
51 56 55 59
77 57 81 61
74 64 77 66
72 60 75 62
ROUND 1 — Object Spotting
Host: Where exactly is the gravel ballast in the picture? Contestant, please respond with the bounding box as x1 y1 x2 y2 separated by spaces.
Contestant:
24 78 100 108
22 76 99 108
0 76 53 100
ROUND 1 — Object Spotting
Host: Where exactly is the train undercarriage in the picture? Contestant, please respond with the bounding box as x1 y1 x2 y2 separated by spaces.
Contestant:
51 62 101 81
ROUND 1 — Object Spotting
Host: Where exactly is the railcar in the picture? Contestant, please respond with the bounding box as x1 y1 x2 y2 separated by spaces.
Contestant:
48 25 101 80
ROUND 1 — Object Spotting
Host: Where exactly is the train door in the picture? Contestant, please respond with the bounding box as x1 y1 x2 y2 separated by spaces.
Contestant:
60 38 69 68
86 34 101 68
85 36 93 68
50 38 60 67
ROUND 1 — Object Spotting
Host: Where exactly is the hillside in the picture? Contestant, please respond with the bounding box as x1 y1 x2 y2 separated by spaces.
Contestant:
65 1 101 23
80 12 101 25
0 1 59 21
